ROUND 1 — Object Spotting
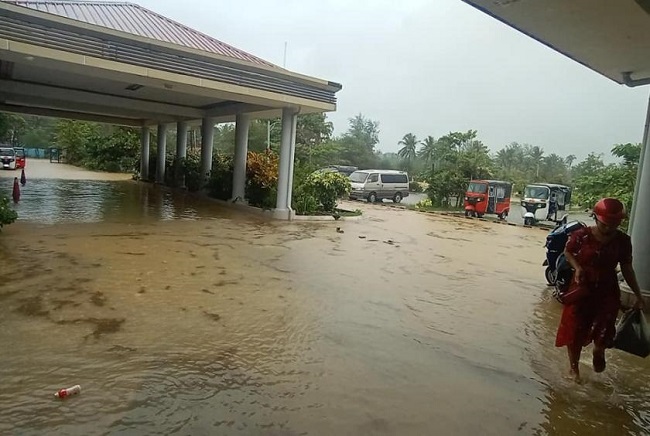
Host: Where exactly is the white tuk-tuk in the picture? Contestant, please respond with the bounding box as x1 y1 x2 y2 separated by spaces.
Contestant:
520 183 571 226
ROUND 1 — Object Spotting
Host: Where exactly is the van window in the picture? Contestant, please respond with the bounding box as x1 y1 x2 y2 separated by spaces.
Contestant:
349 171 369 183
368 174 379 183
380 174 407 184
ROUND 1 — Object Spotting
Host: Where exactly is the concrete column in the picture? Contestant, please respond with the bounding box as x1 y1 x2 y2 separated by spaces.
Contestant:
631 97 650 292
140 126 150 181
175 121 188 187
200 117 216 185
286 112 298 208
156 124 167 184
629 95 650 235
232 113 251 202
274 107 297 219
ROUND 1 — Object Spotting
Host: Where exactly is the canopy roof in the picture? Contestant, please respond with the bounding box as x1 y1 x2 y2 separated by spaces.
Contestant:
0 1 341 125
462 0 650 87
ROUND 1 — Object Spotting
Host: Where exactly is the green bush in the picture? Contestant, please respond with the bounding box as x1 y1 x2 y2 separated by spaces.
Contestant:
207 153 234 200
0 196 17 230
302 171 351 212
180 154 202 191
409 181 423 193
292 186 319 215
291 162 319 215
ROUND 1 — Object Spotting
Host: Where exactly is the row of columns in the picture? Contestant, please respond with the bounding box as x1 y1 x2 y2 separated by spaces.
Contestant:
138 108 299 219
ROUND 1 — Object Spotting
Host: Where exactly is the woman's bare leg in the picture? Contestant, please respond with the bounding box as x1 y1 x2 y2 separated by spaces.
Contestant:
592 346 606 373
567 344 582 381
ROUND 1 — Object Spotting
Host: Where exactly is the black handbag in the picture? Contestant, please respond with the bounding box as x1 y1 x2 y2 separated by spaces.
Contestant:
613 309 650 358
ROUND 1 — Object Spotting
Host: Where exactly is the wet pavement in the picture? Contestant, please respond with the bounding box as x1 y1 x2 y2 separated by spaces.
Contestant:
0 162 649 435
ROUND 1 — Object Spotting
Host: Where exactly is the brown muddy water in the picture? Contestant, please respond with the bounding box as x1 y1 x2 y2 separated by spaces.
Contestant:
1 174 650 435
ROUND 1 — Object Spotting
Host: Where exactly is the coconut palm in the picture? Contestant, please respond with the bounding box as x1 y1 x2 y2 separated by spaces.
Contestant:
398 133 419 174
418 135 436 167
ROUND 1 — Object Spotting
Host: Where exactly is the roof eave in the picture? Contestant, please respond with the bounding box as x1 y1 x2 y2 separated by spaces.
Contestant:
0 1 340 93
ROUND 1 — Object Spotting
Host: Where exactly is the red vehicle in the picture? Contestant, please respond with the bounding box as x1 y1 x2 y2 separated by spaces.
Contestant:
14 147 26 169
464 179 512 219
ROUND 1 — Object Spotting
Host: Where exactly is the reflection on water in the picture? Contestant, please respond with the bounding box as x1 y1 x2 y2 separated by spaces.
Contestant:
10 179 202 224
1 178 650 435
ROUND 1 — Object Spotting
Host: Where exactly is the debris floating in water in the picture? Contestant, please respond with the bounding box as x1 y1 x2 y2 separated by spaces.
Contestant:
54 385 81 399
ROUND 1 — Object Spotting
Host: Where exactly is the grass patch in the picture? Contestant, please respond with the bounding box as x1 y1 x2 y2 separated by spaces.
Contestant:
295 208 362 218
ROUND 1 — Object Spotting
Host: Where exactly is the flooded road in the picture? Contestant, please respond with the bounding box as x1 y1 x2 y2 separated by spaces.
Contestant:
1 163 649 435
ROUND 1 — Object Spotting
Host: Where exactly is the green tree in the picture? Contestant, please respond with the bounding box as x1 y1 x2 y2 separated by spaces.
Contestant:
344 113 380 151
397 133 419 175
54 120 101 165
418 135 437 169
0 113 27 146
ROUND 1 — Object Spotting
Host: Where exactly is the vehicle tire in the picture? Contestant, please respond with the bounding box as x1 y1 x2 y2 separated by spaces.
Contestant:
465 210 470 217
499 210 508 220
477 213 484 219
393 193 402 203
368 192 377 203
524 217 533 226
545 266 556 286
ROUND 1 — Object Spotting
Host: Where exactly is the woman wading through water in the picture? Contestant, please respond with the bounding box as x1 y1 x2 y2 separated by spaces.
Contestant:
555 198 645 382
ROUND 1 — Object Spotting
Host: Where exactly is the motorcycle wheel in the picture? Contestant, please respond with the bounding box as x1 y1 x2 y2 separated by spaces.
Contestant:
545 267 556 286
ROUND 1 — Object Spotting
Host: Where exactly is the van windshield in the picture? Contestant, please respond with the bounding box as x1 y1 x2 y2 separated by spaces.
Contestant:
349 171 369 183
524 186 549 200
467 182 487 193
0 148 15 157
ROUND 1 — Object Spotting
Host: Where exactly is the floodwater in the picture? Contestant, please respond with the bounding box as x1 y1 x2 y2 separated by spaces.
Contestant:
1 163 650 435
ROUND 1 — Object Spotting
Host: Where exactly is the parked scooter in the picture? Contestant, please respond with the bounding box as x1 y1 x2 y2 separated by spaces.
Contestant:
543 220 586 302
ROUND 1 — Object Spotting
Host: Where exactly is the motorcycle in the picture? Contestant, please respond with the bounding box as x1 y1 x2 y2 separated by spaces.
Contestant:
543 220 586 302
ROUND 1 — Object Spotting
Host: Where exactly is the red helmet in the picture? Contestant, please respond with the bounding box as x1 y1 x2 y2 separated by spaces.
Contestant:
593 198 626 226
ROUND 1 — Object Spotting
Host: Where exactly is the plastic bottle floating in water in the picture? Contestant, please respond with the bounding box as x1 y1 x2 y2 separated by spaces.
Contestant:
54 385 81 399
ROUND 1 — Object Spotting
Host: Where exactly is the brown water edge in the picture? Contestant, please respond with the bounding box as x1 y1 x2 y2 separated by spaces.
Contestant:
0 159 133 181
1 199 649 435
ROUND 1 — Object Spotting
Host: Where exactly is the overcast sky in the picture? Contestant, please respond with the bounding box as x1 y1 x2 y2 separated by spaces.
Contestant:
137 0 649 161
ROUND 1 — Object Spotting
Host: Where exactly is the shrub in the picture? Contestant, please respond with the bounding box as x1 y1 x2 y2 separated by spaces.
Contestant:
415 198 433 209
180 154 202 192
207 153 234 200
0 196 17 230
292 186 319 215
302 171 351 212
246 151 279 208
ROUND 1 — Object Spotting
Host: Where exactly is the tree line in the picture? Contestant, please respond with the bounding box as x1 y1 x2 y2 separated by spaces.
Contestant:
0 112 641 211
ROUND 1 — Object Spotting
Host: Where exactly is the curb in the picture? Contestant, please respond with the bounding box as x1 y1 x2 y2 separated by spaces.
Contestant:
415 209 554 231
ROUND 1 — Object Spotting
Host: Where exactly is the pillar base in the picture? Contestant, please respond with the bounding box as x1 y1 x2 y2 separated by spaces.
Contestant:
230 196 247 205
272 208 295 221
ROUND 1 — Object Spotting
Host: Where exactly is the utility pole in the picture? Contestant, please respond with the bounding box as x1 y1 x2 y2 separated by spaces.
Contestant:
283 42 287 68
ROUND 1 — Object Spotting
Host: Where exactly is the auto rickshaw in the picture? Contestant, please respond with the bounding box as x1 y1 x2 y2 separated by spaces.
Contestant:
464 180 513 219
520 183 571 226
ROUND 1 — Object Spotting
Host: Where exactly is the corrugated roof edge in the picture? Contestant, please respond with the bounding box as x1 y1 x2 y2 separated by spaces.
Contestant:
4 0 277 68
1 0 342 93
126 1 278 68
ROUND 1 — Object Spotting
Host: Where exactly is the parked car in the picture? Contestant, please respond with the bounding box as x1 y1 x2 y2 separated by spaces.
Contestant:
0 147 16 170
348 169 410 203
317 165 358 176
14 147 26 169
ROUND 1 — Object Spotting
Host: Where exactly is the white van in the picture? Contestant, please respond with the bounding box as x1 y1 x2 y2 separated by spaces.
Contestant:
349 170 410 203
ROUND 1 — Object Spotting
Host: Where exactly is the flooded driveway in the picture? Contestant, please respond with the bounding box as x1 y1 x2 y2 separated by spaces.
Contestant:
1 162 649 435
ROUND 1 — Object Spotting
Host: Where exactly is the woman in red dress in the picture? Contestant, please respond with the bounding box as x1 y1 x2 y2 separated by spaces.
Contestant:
555 198 645 381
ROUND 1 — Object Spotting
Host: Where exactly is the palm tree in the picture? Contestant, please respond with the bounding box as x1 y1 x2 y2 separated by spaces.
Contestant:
398 133 419 174
418 136 436 168
565 154 576 169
